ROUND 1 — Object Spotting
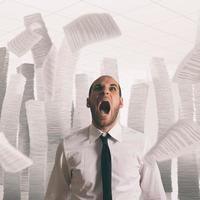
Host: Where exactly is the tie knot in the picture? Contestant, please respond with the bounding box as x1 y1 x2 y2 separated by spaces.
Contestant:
100 134 110 145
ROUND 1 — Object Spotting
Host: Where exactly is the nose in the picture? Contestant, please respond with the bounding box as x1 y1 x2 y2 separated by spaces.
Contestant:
102 87 110 95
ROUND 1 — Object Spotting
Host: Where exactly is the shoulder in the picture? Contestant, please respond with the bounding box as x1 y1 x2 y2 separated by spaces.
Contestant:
62 126 90 150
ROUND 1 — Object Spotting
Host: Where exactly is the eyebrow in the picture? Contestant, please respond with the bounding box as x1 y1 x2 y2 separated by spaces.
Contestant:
93 83 118 88
110 84 118 87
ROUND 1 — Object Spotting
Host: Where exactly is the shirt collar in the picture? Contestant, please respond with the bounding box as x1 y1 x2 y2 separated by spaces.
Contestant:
88 122 122 143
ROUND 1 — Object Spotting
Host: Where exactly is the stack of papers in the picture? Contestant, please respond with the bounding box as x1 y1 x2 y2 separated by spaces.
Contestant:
26 100 48 200
24 13 52 69
73 74 91 129
42 45 57 101
35 68 45 101
101 57 119 81
63 13 121 52
24 13 52 102
0 131 33 173
52 39 79 133
17 63 35 200
1 74 25 146
193 83 200 122
7 29 42 57
177 154 199 199
127 83 148 133
173 44 200 84
0 74 25 200
150 57 175 192
178 83 194 119
0 47 9 118
177 83 199 198
150 57 175 138
144 119 200 165
45 100 62 187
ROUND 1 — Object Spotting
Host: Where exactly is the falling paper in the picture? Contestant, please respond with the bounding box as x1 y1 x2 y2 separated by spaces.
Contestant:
63 13 121 52
52 39 79 133
42 45 57 100
45 100 62 187
0 47 9 118
144 119 200 165
26 100 48 200
17 63 35 200
173 44 200 84
150 57 175 192
0 131 32 173
127 82 148 133
73 74 91 129
24 13 52 68
7 29 42 57
101 57 119 81
178 83 194 120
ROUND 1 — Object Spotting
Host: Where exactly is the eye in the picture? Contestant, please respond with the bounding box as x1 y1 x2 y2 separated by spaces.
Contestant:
110 86 117 92
93 85 102 92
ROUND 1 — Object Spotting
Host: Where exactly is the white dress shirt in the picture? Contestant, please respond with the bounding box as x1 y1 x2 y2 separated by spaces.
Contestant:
45 123 166 200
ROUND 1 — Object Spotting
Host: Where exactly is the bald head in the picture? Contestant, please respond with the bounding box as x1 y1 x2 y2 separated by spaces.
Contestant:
88 75 122 97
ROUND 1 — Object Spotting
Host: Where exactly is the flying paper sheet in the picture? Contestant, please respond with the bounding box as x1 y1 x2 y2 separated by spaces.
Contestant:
177 83 199 199
101 57 119 81
0 131 32 173
7 29 42 57
178 83 194 120
73 74 91 129
26 100 48 200
17 63 35 200
35 68 45 101
52 39 79 133
128 83 148 133
0 73 25 199
24 13 52 68
194 83 200 122
0 47 9 118
150 57 175 192
173 44 200 84
45 100 62 186
144 119 200 165
42 45 57 100
63 13 121 52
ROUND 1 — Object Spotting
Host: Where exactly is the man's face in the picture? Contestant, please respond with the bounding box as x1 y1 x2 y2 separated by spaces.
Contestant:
87 76 123 130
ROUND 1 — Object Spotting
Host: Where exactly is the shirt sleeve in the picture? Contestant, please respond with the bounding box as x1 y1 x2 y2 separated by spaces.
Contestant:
45 141 71 200
139 161 166 200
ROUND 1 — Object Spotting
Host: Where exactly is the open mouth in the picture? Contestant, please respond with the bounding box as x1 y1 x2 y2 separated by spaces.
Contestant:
99 101 110 114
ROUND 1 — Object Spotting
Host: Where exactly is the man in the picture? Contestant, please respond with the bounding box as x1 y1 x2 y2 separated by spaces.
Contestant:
45 75 166 200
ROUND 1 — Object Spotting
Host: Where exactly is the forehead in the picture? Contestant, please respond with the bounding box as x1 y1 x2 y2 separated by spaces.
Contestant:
92 76 119 87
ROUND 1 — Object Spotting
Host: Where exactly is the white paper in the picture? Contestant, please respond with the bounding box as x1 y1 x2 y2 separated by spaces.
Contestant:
0 132 32 173
63 13 121 51
26 100 48 199
73 74 91 129
101 57 119 81
144 119 200 165
42 45 57 100
7 29 42 57
24 13 52 68
128 83 148 133
173 44 200 84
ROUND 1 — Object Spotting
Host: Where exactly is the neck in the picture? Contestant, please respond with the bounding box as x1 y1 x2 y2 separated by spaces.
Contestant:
92 120 117 133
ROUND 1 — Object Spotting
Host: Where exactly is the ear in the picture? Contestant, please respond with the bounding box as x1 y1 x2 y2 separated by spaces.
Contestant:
119 97 123 108
86 98 90 108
